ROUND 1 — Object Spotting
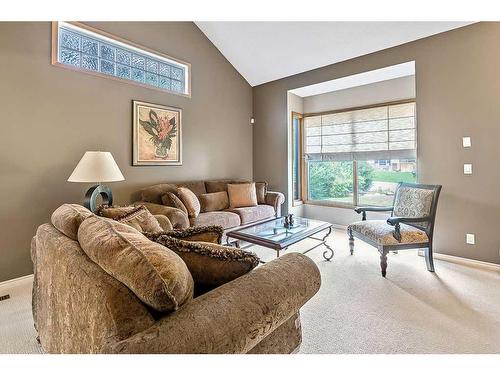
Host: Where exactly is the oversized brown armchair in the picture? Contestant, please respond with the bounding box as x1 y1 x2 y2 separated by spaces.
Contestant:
347 182 442 277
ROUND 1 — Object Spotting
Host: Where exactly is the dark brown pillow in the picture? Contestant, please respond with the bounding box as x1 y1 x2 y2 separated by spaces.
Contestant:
161 192 189 215
146 234 259 289
199 191 229 212
78 215 194 312
97 205 163 234
255 182 267 204
161 225 224 244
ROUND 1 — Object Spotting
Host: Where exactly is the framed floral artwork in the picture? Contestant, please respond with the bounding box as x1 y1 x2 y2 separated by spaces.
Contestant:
132 100 182 166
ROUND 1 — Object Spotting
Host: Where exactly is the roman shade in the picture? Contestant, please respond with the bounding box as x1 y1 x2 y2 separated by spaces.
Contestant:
304 102 416 161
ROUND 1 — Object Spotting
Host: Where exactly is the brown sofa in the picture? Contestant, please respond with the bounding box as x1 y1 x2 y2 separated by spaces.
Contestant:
31 206 321 354
133 179 285 230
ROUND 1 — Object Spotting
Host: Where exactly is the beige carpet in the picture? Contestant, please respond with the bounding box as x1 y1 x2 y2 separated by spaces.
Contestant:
1 229 499 354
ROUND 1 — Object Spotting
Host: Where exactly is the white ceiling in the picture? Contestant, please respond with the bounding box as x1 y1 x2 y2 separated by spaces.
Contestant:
196 22 473 86
290 61 415 97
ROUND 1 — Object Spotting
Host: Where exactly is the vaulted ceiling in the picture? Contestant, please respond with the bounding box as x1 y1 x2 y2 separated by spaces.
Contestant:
196 22 474 86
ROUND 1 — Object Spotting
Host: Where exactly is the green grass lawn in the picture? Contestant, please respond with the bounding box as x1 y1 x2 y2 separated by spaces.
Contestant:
372 170 416 183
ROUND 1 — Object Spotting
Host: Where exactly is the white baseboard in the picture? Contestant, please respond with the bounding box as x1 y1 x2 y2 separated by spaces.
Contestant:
0 274 34 290
418 251 500 272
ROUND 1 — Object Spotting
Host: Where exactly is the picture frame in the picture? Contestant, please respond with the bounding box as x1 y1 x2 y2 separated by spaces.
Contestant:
132 100 182 166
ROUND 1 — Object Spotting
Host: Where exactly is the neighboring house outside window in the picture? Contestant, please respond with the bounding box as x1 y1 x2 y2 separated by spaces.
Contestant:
303 101 417 207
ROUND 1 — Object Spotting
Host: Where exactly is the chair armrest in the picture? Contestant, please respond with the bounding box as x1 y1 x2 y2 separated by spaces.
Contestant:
386 216 431 226
354 206 393 221
134 202 189 229
153 215 173 231
265 191 285 216
101 253 321 354
386 216 430 242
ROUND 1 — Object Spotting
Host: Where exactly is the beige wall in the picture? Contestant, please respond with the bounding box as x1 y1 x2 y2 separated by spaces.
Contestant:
0 22 253 282
254 22 500 264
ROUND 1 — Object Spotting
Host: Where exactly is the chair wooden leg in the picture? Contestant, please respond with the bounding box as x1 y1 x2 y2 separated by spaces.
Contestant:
348 228 355 255
424 244 435 272
380 249 388 277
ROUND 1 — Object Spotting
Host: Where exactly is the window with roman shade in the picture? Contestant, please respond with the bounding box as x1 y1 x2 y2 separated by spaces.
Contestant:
304 102 416 162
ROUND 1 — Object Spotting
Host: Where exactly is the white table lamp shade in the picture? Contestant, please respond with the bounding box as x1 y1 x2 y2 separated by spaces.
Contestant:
68 151 125 183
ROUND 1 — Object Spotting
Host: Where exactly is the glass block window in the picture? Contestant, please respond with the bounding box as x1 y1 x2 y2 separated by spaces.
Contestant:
54 22 190 96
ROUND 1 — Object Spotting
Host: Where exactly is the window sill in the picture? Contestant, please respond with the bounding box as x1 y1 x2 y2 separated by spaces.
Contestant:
304 200 355 209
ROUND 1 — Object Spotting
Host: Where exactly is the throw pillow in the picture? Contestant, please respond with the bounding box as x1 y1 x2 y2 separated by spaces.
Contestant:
161 192 189 215
97 205 163 235
160 225 224 244
227 182 258 208
146 233 259 289
78 215 194 312
255 182 268 204
199 191 229 212
51 204 93 240
177 187 201 218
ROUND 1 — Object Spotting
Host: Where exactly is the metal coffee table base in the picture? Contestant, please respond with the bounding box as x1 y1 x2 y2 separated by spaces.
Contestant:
227 226 334 263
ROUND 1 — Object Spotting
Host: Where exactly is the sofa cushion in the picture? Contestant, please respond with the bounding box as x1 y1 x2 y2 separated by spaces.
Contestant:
255 182 267 204
161 225 224 244
177 187 201 218
78 215 194 312
199 191 230 212
190 211 241 229
161 192 188 215
205 179 248 193
51 204 93 240
226 205 275 225
139 183 178 204
177 181 206 196
145 234 259 290
97 205 163 235
227 183 258 208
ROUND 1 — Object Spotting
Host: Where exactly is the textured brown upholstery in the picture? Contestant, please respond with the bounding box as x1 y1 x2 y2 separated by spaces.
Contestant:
199 191 229 212
265 191 285 217
190 211 241 229
147 234 260 289
78 215 194 312
226 205 276 225
177 187 201 218
32 206 321 353
32 224 155 353
154 215 173 231
101 253 321 354
133 202 189 229
98 205 164 234
135 180 284 230
162 225 224 244
50 204 93 240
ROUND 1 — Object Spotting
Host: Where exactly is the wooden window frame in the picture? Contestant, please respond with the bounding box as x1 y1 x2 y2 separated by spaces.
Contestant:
301 99 417 209
51 21 192 98
291 111 304 206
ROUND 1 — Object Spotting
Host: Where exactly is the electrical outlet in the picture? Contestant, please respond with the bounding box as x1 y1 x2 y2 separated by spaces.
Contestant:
462 136 472 148
464 164 473 175
466 233 475 245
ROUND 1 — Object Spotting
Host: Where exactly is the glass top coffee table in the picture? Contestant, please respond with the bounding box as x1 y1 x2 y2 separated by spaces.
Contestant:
225 216 334 262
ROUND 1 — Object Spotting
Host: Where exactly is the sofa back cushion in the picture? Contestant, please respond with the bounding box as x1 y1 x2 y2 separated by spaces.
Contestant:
51 204 93 240
255 182 267 204
199 191 230 212
177 181 206 196
205 179 249 194
227 183 258 208
78 215 194 312
177 187 201 218
98 205 163 235
139 183 178 204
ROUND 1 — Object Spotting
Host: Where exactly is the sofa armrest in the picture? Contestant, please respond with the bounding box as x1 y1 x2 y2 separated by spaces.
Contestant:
265 191 285 216
101 253 321 354
134 202 189 229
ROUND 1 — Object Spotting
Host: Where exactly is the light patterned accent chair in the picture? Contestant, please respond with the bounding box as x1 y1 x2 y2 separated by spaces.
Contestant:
347 183 442 277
